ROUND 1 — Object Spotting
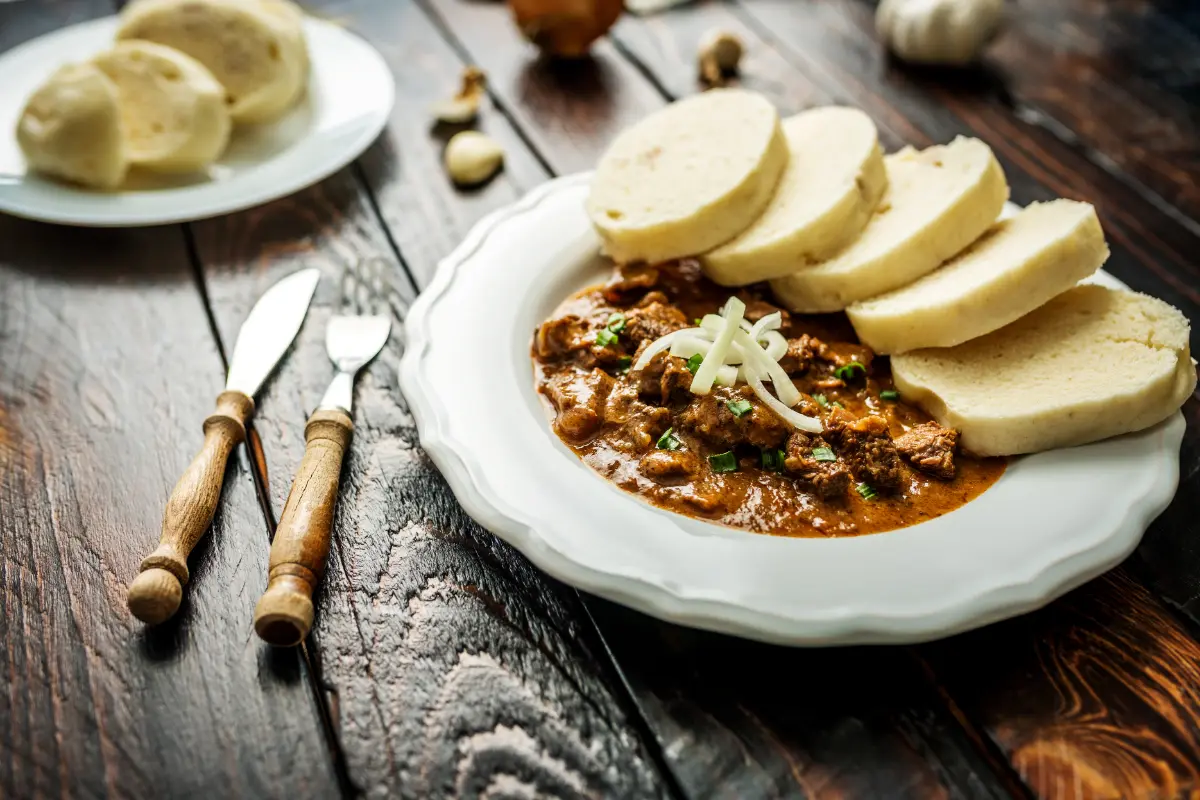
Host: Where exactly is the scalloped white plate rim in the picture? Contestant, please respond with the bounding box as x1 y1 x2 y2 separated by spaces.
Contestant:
398 172 1184 646
0 15 394 227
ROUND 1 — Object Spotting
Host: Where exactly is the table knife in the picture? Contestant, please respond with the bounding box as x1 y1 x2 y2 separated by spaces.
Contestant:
253 313 390 646
127 268 321 626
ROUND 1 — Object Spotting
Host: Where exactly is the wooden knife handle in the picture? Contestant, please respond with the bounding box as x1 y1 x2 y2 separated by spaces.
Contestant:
253 409 353 647
127 390 254 625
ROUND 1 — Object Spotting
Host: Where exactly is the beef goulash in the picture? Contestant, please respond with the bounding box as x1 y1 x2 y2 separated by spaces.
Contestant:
533 261 1006 538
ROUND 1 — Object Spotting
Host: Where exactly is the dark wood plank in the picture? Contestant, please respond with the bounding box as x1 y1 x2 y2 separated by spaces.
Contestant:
920 572 1200 799
588 600 1015 800
397 1 1024 795
0 3 341 798
0 221 339 799
983 0 1200 223
188 160 672 798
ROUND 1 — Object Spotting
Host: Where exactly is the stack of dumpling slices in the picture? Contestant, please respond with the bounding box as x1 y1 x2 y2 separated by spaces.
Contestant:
586 90 1194 456
16 0 309 190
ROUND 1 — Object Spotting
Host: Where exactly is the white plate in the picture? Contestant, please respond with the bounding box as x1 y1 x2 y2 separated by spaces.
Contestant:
399 173 1185 646
0 15 394 227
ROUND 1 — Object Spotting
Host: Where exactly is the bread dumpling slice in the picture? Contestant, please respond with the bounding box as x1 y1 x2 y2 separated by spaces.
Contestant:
16 64 127 190
117 0 308 124
587 89 788 264
770 136 1009 313
700 106 887 286
848 200 1110 354
92 41 231 173
891 285 1195 456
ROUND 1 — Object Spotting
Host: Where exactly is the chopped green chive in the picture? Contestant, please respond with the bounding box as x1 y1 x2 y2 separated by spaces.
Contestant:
595 328 619 347
686 353 704 374
616 355 633 375
856 482 879 500
832 401 845 410
880 389 900 401
812 447 836 462
813 393 830 410
694 317 702 325
726 399 752 418
606 312 626 333
761 448 785 471
709 451 738 473
656 427 682 451
835 361 867 382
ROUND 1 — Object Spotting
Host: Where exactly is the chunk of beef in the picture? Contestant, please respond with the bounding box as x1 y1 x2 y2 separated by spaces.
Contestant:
824 407 903 490
534 314 591 360
742 297 790 323
633 352 693 405
639 450 701 484
679 387 789 450
816 341 875 372
636 290 669 307
604 381 671 450
779 335 820 375
624 302 689 346
894 422 958 479
784 432 851 499
603 265 659 303
542 368 614 444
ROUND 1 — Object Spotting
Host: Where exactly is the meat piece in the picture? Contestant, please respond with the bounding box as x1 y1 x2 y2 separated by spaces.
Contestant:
534 314 591 360
816 341 875 373
636 290 669 307
542 368 614 444
742 297 790 323
603 265 659 303
895 422 958 479
784 432 851 499
679 387 790 450
824 407 903 490
624 302 689 345
639 450 701 484
633 352 693 405
604 381 671 450
778 335 820 375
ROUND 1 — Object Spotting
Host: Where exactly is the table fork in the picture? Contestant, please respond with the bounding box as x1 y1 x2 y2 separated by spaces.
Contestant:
252 265 391 646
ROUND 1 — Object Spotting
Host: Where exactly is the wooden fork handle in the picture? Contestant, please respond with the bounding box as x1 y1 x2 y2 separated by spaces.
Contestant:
127 390 254 625
253 409 353 647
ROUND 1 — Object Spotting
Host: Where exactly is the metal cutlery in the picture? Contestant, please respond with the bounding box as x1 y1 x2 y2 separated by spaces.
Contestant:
127 268 321 626
253 283 390 646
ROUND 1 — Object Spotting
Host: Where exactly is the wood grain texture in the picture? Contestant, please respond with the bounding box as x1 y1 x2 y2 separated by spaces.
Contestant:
921 572 1200 799
984 0 1200 222
255 408 354 647
187 165 670 799
0 217 338 799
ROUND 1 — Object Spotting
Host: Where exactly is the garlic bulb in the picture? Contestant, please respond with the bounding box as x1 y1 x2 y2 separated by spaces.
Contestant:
876 0 1005 66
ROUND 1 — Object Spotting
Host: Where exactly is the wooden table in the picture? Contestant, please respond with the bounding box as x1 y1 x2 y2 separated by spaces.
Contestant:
3 1 1200 797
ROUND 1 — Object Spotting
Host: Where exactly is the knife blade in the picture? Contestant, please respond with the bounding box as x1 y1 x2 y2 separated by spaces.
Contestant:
127 268 320 626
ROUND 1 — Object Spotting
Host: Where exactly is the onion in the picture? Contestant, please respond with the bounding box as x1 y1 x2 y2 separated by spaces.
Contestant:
508 0 623 58
748 375 823 434
691 297 744 395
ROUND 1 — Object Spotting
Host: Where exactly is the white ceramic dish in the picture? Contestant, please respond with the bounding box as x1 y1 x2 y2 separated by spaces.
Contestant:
0 15 394 227
398 173 1184 646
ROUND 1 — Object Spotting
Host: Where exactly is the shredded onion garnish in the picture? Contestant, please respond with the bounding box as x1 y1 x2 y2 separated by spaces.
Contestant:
632 296 822 433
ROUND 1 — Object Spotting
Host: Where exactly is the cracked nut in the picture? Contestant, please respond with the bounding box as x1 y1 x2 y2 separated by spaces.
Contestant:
698 29 744 86
431 66 487 124
444 131 504 186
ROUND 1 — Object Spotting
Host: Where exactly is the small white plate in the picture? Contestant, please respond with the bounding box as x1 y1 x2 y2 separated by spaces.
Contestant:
0 15 394 227
399 173 1185 646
